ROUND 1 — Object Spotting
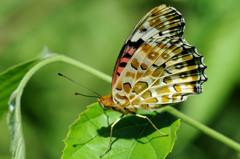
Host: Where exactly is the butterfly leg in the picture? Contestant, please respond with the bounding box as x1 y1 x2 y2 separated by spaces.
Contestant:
100 114 124 158
135 114 168 136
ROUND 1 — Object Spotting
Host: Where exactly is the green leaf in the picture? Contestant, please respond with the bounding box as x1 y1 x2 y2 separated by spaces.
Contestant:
0 59 41 118
7 48 54 159
62 103 180 159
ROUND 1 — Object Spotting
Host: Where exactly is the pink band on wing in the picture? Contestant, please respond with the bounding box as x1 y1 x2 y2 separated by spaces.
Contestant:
112 46 137 89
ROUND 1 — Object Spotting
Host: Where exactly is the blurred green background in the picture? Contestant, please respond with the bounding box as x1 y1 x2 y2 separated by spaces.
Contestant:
0 0 240 159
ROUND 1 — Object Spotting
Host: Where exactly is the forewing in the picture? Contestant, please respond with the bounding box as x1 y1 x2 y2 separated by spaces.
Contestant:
112 37 207 110
112 5 185 90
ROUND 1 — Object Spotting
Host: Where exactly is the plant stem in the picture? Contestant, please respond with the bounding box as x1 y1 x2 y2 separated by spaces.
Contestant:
56 55 112 83
158 106 240 152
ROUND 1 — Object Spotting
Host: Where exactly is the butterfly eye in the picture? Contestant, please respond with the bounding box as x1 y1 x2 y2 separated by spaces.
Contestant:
97 98 108 110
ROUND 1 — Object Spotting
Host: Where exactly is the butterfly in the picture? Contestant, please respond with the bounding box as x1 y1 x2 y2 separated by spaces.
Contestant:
96 4 207 157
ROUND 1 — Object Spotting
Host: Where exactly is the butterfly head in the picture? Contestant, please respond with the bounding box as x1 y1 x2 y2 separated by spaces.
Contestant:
97 94 114 110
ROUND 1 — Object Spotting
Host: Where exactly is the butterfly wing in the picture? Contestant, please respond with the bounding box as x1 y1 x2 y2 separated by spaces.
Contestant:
112 4 185 90
112 37 207 110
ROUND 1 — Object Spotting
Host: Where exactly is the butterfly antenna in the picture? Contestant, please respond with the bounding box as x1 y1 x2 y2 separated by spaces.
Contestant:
57 72 102 97
74 92 99 98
